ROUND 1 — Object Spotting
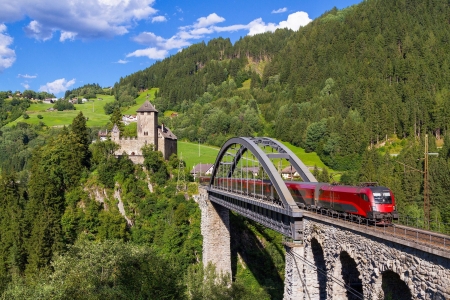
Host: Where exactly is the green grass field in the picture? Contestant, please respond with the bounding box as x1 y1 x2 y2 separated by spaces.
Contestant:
178 141 221 171
122 88 158 115
7 95 115 127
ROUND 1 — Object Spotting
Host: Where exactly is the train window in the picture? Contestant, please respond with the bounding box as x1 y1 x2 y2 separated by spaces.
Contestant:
359 193 369 201
373 192 392 204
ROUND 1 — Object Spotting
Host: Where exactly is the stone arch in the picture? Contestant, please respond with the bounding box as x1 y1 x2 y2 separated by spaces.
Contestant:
372 270 412 300
305 238 327 299
332 251 363 300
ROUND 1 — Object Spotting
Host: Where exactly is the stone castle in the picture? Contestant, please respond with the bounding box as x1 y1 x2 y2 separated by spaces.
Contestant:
111 100 177 164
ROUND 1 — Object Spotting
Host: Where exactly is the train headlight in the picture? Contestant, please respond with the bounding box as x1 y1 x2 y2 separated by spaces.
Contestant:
393 205 396 211
372 206 378 212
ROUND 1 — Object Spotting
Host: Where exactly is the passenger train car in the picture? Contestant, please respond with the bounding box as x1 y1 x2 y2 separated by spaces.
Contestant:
203 177 398 223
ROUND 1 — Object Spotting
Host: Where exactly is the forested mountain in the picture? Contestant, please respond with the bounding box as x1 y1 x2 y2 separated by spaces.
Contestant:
110 0 450 224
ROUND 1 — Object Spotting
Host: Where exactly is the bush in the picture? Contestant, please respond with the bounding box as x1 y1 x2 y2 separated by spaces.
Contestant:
37 115 43 119
23 113 29 119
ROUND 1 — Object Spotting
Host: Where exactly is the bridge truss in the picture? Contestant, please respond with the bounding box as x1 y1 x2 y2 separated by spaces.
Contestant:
205 137 317 241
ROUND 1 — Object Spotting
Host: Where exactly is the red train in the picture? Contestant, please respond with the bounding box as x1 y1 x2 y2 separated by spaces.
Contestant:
205 177 399 223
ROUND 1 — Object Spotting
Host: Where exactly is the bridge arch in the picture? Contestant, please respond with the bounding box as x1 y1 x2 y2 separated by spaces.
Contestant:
209 137 316 212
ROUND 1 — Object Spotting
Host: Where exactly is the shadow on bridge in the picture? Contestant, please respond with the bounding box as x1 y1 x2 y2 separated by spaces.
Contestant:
230 213 285 300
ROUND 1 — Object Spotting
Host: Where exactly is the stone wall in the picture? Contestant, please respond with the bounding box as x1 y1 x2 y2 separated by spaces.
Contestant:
198 187 232 277
114 137 144 156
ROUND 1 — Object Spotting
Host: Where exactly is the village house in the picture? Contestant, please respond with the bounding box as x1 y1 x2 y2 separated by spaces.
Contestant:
190 163 214 180
122 115 137 125
281 165 300 180
240 166 259 177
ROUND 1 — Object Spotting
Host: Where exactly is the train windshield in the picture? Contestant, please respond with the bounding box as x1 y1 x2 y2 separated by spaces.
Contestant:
372 192 392 204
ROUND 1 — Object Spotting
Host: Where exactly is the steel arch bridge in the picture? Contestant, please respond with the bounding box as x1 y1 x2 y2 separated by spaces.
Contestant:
204 137 317 241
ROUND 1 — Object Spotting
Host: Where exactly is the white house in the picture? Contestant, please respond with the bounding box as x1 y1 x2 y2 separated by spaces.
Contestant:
281 165 300 179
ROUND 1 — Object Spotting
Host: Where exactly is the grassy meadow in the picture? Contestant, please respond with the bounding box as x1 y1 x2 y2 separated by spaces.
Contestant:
178 141 221 171
7 95 115 127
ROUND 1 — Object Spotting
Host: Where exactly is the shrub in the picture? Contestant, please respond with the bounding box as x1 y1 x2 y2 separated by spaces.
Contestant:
37 114 43 119
23 113 29 119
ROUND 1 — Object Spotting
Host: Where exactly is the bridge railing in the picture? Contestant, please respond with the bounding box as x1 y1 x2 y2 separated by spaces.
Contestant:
393 215 450 235
303 207 450 252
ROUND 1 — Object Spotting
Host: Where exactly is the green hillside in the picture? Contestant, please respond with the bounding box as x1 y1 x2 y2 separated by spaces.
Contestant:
122 88 159 115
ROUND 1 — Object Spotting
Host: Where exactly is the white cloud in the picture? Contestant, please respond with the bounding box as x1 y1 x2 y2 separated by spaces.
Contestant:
60 31 77 42
126 47 168 59
1 0 157 41
18 74 37 79
193 13 225 28
21 82 30 89
132 32 190 50
152 16 167 23
278 11 312 31
272 7 287 14
246 11 312 35
39 78 76 94
0 24 16 72
116 59 129 64
24 20 53 41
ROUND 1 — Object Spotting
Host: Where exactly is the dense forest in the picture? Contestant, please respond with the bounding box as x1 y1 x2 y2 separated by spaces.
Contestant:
1 0 450 298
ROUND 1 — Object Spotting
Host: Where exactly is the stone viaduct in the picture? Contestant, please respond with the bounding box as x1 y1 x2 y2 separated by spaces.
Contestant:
198 186 450 300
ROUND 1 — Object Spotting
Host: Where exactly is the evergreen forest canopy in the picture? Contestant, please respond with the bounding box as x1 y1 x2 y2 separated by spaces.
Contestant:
1 0 450 298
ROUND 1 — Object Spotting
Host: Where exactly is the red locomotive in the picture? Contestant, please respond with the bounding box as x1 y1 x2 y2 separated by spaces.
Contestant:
204 177 399 223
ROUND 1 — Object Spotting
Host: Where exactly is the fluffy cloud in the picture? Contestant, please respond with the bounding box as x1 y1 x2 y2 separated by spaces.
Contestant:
126 47 168 59
39 78 76 94
193 13 225 28
246 11 312 35
278 11 312 31
116 59 129 64
60 31 77 42
272 7 287 14
1 0 157 41
21 82 30 89
18 74 37 79
24 20 53 41
132 32 190 50
0 24 16 72
152 16 167 23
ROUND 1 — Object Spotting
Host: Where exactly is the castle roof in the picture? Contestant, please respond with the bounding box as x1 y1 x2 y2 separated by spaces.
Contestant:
136 100 158 113
158 125 177 140
112 124 120 133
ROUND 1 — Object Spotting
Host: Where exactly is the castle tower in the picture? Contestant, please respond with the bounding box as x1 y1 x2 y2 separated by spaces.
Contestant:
111 123 120 142
136 100 158 148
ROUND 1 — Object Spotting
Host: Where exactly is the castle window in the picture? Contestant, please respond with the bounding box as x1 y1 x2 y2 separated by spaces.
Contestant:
131 152 135 155
144 131 148 136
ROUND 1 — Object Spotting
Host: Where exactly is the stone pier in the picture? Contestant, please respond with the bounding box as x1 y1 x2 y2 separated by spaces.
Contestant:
284 242 308 300
198 188 231 277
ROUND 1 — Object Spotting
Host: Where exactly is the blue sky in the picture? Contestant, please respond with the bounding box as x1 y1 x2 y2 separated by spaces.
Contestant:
0 0 362 96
